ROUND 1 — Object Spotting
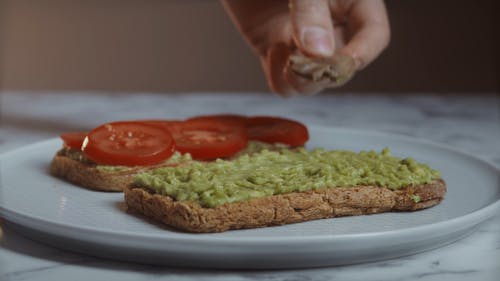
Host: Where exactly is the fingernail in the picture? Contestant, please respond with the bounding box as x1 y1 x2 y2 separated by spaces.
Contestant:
301 27 333 57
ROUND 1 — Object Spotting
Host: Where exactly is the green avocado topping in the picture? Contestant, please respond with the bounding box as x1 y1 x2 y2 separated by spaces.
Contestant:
134 146 440 208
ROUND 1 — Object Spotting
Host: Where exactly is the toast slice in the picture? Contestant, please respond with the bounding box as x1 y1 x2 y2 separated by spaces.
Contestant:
51 150 136 191
124 179 446 233
49 148 188 191
123 146 446 233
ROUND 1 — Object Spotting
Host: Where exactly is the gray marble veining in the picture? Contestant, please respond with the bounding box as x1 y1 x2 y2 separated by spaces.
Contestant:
1 91 499 281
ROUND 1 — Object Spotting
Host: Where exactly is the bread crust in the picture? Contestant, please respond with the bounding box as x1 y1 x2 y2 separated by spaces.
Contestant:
124 179 446 233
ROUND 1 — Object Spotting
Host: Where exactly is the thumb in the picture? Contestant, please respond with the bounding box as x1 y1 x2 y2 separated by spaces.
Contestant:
290 0 335 57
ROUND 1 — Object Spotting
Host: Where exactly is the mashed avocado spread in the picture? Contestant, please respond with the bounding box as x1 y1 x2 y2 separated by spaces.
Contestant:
134 144 440 208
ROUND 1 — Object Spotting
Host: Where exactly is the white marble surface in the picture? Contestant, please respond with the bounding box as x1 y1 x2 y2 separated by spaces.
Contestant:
1 91 499 281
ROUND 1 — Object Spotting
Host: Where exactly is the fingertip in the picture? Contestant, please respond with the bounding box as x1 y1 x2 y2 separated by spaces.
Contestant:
339 26 387 71
339 0 391 70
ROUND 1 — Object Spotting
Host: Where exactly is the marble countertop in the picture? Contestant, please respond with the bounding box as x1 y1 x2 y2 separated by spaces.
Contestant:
1 91 499 281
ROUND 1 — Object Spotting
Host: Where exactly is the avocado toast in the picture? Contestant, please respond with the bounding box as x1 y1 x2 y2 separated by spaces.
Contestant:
124 146 446 233
50 116 446 233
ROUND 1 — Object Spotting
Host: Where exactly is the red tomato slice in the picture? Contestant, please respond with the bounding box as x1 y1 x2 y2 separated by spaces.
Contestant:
246 116 309 147
60 132 87 150
167 119 248 160
82 121 175 166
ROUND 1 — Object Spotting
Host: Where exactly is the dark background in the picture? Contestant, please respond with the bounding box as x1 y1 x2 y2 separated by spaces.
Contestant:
0 0 498 93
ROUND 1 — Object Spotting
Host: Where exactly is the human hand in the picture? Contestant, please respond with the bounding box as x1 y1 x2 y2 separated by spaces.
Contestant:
222 0 390 96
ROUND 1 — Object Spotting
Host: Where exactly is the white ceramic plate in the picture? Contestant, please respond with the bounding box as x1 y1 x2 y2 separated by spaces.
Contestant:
1 127 499 268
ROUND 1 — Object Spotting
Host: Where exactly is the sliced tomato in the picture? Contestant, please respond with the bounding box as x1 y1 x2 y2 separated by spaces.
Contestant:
167 119 248 160
60 132 87 150
246 116 309 147
82 121 175 166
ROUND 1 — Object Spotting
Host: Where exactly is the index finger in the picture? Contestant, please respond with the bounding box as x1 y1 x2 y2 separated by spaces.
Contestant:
338 0 390 69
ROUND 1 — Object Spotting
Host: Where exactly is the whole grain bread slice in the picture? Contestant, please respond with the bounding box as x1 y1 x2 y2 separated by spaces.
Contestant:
124 179 446 233
49 149 177 191
50 153 134 191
